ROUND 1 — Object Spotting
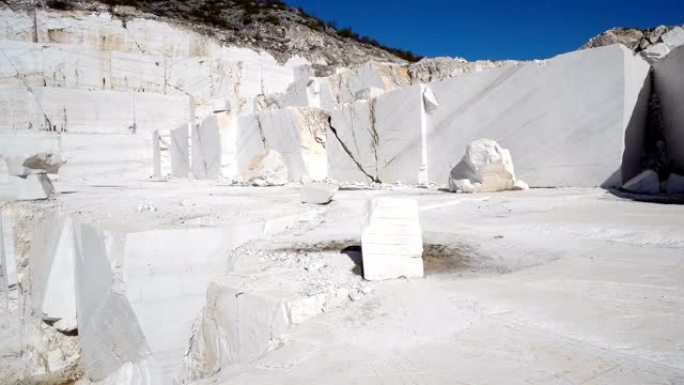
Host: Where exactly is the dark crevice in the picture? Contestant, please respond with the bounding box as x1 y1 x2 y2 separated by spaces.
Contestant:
327 116 379 183
642 67 671 181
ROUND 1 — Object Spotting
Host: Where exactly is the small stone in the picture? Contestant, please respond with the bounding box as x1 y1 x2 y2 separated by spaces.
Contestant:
622 170 660 194
54 317 78 334
448 139 520 193
512 179 529 191
300 183 339 204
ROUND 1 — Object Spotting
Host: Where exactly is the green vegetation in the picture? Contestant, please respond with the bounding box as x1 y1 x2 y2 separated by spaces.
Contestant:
43 0 423 62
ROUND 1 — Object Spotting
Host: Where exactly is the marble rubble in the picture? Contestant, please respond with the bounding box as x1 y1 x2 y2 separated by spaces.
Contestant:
361 198 424 281
640 27 684 62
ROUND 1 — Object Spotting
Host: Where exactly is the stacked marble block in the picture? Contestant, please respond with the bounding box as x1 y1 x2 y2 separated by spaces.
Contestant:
361 198 424 281
329 44 652 188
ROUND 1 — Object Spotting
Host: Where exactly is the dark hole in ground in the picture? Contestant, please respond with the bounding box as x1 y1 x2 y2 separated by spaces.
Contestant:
275 241 506 278
341 243 502 277
340 245 363 276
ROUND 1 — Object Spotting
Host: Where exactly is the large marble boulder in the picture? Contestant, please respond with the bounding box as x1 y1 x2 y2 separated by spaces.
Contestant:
449 139 527 193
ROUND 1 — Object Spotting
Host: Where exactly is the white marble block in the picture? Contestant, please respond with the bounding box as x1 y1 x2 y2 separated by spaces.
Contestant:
328 100 378 183
0 87 191 134
427 45 651 187
30 212 77 327
241 149 289 186
449 139 526 193
0 173 54 200
237 108 328 182
185 269 323 378
170 124 190 178
655 45 684 175
192 115 222 179
59 134 152 182
72 222 265 384
0 208 17 288
375 85 425 184
361 198 424 281
0 133 61 162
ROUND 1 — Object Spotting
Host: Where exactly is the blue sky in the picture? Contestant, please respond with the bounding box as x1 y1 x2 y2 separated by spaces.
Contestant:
284 0 684 60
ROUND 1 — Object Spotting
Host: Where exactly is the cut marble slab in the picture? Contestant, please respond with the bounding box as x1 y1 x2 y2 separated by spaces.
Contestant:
328 100 378 183
361 198 424 281
0 208 17 288
29 211 77 325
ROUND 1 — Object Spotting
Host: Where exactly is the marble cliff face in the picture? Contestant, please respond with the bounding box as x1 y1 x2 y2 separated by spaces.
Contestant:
1 2 684 385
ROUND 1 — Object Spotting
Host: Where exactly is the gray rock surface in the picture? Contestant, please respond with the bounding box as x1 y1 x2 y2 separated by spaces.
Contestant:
583 25 684 54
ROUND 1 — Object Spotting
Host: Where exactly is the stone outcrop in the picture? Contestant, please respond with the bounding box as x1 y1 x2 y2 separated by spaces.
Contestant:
361 198 424 281
583 25 684 55
448 139 527 193
641 27 684 62
408 56 520 83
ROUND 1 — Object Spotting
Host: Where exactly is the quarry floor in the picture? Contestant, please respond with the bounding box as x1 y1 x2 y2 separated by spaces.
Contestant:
12 182 684 384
